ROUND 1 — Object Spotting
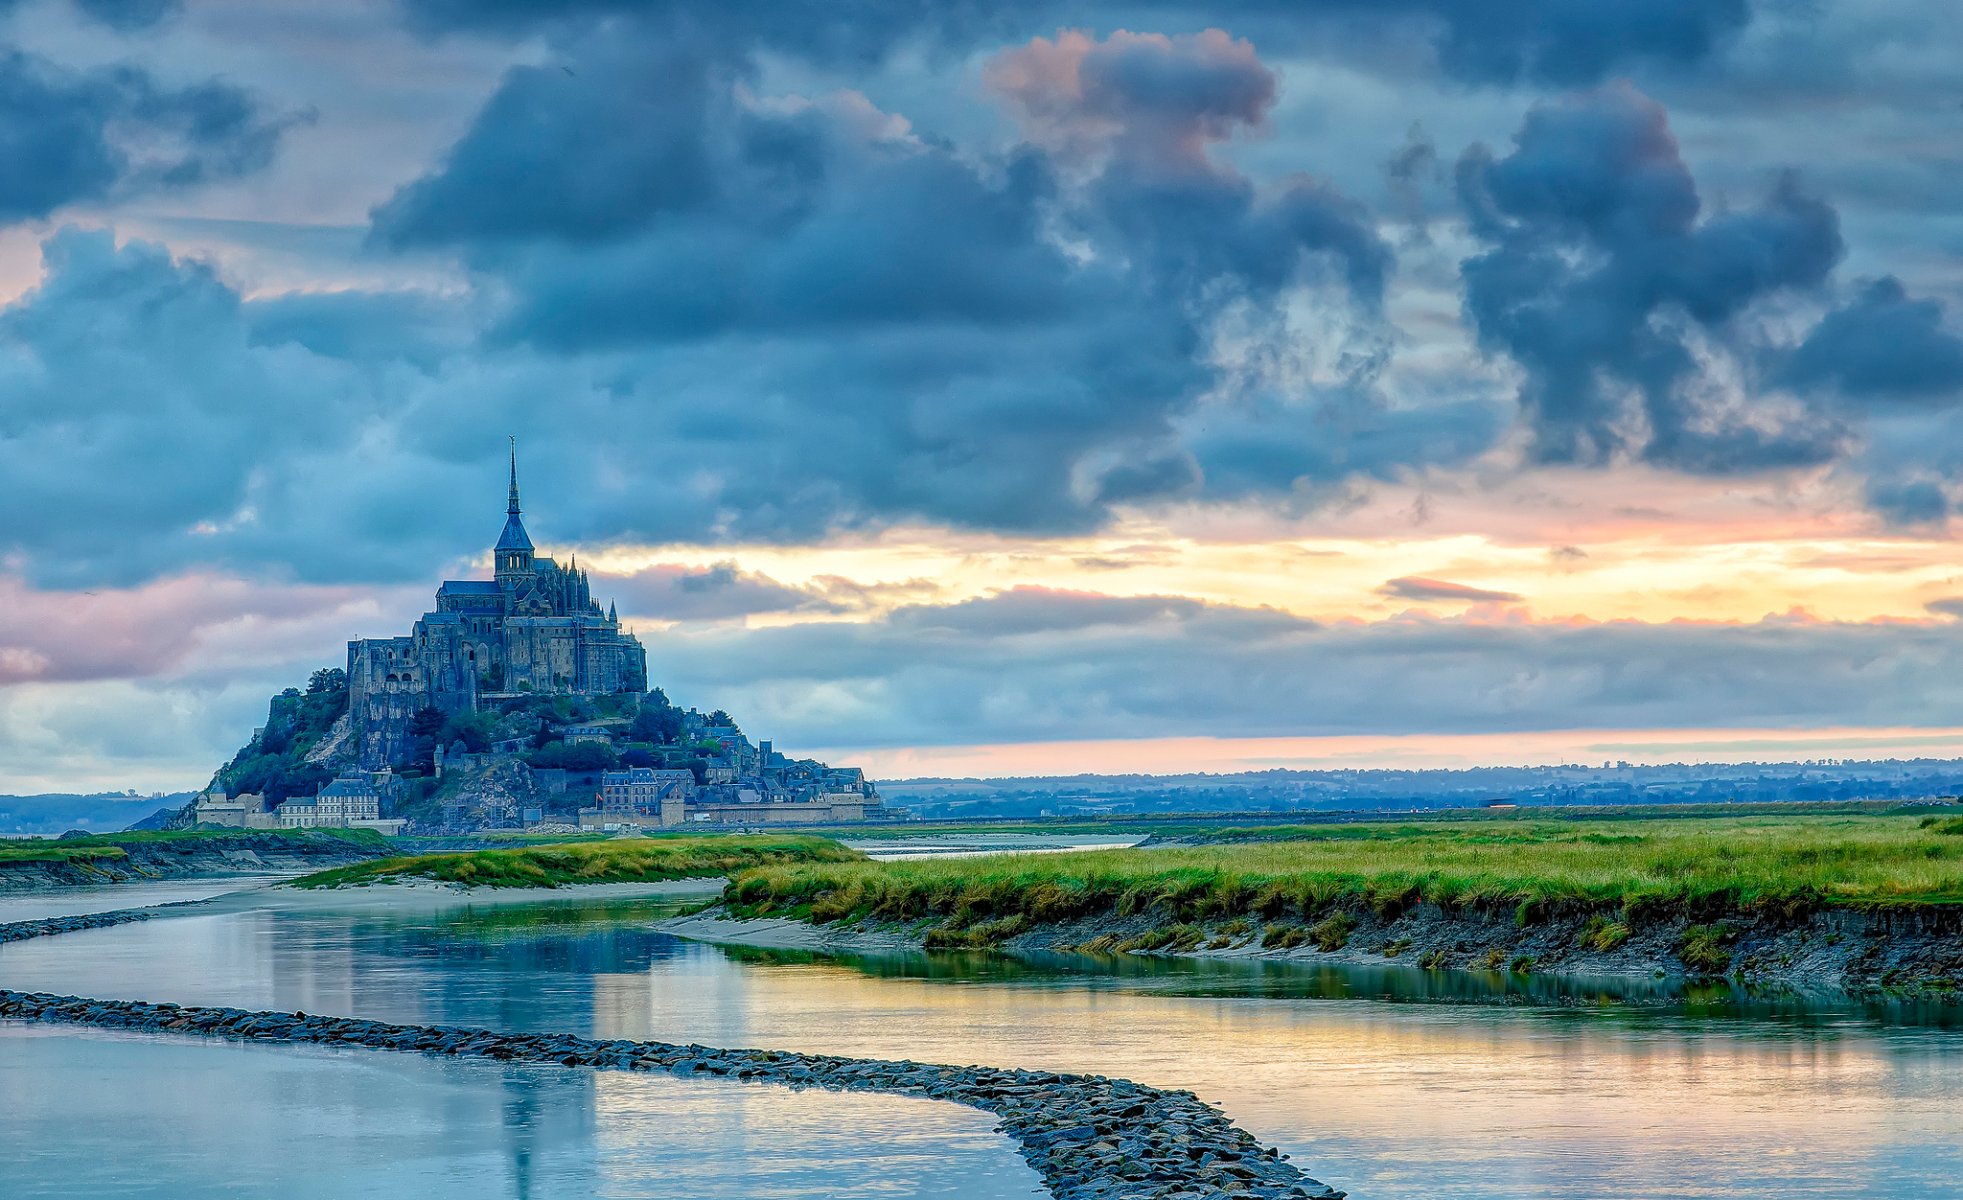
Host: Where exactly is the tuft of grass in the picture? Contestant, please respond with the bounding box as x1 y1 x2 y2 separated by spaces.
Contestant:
1309 911 1357 952
1579 915 1632 952
1679 923 1735 975
1381 938 1413 957
289 835 860 890
1261 922 1307 950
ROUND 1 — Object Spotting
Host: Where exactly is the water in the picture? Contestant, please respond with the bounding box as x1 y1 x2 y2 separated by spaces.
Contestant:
4 884 1961 1199
0 876 281 923
0 1026 1035 1199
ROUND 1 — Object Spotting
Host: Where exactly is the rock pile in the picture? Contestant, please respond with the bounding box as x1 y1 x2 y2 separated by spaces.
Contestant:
0 907 1345 1199
0 906 157 945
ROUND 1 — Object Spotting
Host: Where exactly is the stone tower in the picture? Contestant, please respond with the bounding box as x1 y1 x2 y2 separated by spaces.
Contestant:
494 439 536 591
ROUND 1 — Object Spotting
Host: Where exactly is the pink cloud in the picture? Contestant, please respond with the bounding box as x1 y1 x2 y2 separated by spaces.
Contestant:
0 574 403 685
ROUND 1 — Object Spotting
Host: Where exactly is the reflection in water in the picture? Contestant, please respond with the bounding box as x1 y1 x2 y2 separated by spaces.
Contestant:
3 889 1960 1200
0 1025 1034 1199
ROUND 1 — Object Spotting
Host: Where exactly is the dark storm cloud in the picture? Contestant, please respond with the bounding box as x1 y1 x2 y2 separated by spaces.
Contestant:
646 589 1963 747
1458 83 1848 475
245 289 475 370
70 0 180 29
0 228 485 588
0 50 296 224
392 0 1755 86
1864 477 1951 527
358 27 1447 543
1781 277 1963 406
1378 577 1522 603
0 0 180 31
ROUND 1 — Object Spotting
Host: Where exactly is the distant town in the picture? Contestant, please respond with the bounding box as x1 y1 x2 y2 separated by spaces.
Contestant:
881 758 1963 821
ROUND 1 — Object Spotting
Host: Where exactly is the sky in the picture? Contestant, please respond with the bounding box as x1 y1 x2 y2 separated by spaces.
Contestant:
2 0 1963 793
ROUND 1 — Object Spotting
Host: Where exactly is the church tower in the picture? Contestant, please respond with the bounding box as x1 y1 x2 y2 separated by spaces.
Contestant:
494 440 536 589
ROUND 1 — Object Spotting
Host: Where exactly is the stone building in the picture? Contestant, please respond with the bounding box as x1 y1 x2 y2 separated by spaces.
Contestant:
275 771 406 835
599 767 697 816
346 450 647 767
191 790 275 829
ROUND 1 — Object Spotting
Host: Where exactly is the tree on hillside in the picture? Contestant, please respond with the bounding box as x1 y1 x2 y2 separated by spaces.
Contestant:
407 706 447 772
440 710 496 753
629 694 684 745
307 668 348 695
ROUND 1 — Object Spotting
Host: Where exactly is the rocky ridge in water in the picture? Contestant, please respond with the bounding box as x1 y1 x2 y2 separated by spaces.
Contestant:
0 906 1344 1200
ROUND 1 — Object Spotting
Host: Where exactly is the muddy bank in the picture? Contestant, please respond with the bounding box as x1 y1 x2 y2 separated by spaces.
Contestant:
0 832 390 893
667 900 1963 1000
661 910 928 954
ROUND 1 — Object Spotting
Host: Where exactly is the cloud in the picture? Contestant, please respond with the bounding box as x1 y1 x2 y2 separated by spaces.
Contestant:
0 229 528 589
69 0 181 30
0 49 297 224
1781 276 1963 406
0 573 407 685
1865 476 1952 527
353 26 1452 547
1925 598 1963 620
1378 576 1522 603
642 590 1963 749
390 0 1756 86
603 562 841 622
1458 83 1849 477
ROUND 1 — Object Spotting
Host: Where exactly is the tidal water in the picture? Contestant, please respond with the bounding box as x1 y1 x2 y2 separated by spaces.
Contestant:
3 883 1961 1200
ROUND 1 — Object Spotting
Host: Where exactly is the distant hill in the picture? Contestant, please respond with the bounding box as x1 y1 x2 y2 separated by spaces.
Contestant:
0 792 198 836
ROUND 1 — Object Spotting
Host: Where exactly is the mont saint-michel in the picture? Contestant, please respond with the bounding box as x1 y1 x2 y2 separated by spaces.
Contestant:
184 454 883 835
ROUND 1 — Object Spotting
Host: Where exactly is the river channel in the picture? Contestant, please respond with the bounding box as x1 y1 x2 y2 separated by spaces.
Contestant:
2 877 1960 1199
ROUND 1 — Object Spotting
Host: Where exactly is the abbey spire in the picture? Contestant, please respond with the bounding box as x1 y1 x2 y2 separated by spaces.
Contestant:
494 438 535 583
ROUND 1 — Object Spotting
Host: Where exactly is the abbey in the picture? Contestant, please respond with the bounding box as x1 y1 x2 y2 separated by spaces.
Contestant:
346 451 648 767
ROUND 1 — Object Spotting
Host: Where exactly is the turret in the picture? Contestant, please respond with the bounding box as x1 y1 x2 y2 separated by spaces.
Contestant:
494 439 536 589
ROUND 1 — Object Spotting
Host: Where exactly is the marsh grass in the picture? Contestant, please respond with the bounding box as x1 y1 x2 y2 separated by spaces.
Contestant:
0 827 387 866
726 814 1963 947
289 834 861 889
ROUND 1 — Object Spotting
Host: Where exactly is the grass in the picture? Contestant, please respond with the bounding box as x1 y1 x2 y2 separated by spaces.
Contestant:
724 813 1963 949
0 827 387 866
288 834 863 889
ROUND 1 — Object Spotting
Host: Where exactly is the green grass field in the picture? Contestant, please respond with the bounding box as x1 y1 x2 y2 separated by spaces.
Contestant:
289 834 864 889
727 812 1963 936
0 827 387 866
